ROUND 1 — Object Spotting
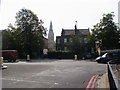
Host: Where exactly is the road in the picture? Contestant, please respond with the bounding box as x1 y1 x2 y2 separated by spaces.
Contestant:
2 60 106 88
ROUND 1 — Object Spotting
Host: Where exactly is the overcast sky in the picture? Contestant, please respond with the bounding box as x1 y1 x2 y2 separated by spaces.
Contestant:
0 0 119 38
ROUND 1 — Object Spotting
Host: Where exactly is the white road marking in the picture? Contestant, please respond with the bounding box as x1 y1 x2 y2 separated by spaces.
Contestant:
0 78 53 85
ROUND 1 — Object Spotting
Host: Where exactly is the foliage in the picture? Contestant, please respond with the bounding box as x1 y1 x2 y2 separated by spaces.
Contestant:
0 31 2 50
2 27 15 50
48 50 75 59
2 8 47 58
89 13 120 50
48 49 70 53
67 35 85 54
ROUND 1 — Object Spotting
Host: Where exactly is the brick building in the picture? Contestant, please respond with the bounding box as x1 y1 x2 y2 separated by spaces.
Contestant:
56 27 90 52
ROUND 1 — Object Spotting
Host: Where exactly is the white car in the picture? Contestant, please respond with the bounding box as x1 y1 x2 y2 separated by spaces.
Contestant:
1 64 7 69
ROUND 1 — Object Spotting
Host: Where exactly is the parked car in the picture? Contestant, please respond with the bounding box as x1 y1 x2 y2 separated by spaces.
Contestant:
96 51 120 63
0 50 18 62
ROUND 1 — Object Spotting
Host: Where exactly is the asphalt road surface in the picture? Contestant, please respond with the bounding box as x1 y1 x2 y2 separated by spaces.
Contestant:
1 60 106 88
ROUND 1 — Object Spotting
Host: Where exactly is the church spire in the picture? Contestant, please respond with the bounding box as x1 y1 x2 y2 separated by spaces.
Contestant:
50 21 53 30
48 21 54 50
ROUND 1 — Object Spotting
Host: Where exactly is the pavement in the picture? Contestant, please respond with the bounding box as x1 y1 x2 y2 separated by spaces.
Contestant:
96 72 110 88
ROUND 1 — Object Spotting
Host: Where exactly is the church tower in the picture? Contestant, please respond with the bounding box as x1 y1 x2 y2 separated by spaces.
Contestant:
48 21 54 50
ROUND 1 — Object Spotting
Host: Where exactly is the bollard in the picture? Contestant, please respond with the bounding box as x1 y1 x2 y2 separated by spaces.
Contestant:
74 55 77 60
27 55 30 61
0 57 3 67
0 57 7 69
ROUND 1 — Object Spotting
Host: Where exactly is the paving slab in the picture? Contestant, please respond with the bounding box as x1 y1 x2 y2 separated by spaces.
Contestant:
96 73 110 88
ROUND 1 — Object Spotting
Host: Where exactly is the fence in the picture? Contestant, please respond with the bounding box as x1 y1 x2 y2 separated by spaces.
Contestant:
107 62 120 90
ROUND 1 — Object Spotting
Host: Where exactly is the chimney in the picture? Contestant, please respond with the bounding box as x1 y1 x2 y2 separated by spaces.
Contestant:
75 21 78 35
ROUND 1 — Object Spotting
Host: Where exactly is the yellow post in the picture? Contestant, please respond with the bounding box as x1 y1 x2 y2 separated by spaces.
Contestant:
97 47 101 56
74 55 77 60
27 55 30 61
0 57 3 67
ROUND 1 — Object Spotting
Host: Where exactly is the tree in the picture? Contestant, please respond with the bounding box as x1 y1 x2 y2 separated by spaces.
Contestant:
2 26 15 50
0 31 2 50
2 8 47 58
67 35 84 55
90 13 119 50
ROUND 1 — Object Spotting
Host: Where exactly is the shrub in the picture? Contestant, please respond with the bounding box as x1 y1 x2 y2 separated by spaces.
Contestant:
48 50 82 59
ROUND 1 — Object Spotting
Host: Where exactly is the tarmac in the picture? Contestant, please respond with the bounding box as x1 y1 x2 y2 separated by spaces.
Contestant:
3 59 110 89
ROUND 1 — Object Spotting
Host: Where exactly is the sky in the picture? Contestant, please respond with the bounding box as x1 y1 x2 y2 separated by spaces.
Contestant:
0 0 120 39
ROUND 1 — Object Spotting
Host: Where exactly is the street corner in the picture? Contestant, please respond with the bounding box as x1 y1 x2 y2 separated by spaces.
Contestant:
95 73 110 89
86 73 110 89
86 74 99 89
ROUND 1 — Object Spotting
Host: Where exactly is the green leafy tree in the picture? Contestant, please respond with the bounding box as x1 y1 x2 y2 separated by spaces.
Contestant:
2 26 15 50
0 31 2 50
67 35 84 55
15 8 46 56
2 8 47 58
90 13 119 50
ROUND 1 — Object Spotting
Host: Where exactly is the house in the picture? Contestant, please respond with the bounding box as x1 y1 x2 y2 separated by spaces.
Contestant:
56 26 90 53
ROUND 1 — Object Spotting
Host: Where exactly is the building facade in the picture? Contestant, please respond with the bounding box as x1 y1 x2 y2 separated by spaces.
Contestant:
56 27 90 51
48 21 54 50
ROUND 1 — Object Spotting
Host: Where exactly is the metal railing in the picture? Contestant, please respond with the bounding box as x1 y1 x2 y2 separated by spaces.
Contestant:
107 62 120 90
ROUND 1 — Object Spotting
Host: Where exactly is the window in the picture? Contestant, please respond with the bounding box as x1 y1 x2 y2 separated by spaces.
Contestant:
57 39 60 44
64 38 67 43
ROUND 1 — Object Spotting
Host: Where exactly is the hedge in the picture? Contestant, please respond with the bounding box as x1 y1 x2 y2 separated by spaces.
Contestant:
47 50 83 59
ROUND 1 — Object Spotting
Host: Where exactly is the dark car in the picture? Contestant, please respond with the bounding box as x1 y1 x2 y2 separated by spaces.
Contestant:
0 50 18 62
96 51 120 63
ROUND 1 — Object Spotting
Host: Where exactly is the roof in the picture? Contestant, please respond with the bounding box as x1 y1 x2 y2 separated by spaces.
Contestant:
56 36 61 38
78 29 90 35
61 28 90 36
62 29 75 35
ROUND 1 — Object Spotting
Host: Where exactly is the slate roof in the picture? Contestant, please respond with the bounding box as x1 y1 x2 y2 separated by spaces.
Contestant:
61 28 90 36
61 29 75 35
